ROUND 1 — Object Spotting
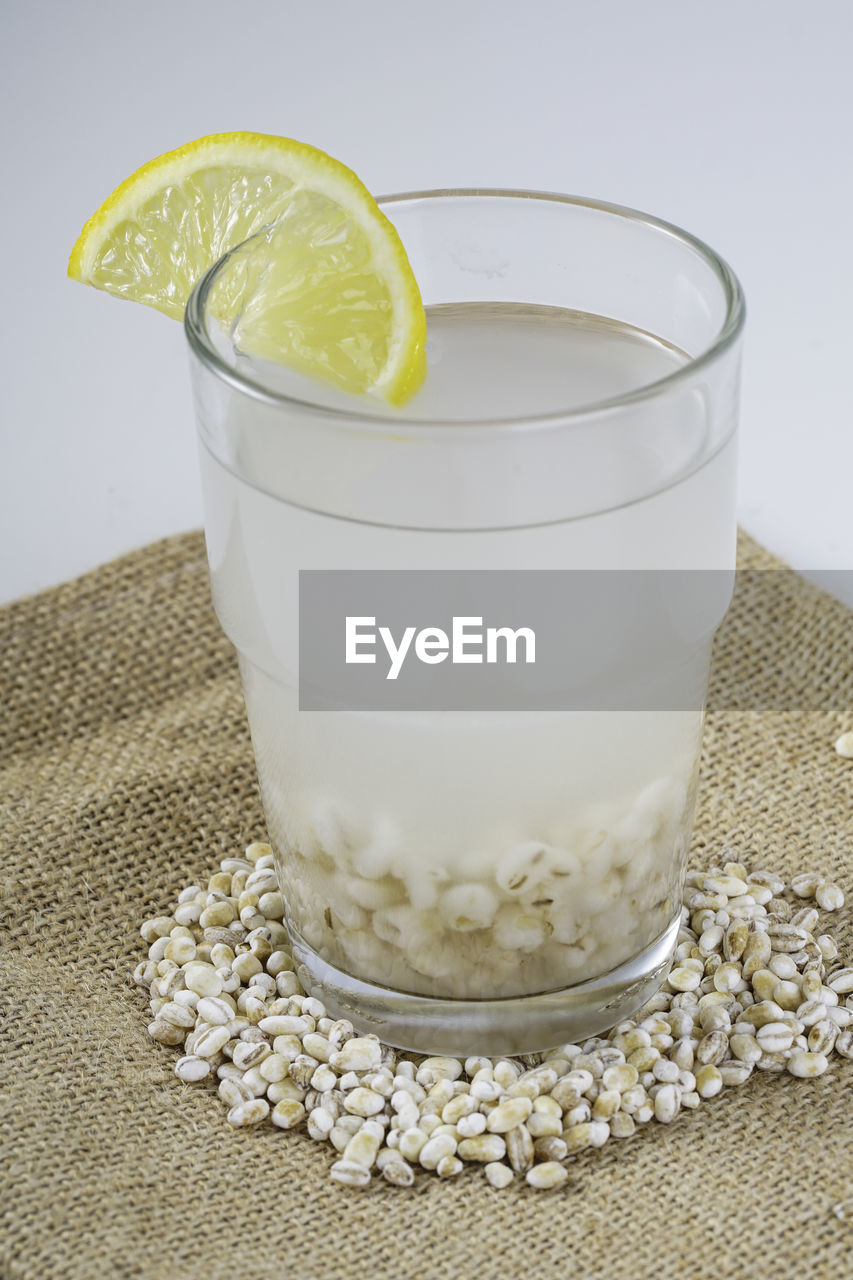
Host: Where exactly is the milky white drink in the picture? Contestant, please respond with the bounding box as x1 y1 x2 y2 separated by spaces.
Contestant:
196 300 737 1001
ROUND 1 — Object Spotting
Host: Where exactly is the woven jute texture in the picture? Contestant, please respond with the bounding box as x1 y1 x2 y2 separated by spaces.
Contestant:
1 530 851 1280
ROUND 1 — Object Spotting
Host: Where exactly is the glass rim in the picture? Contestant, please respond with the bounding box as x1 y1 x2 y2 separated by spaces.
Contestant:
184 187 746 432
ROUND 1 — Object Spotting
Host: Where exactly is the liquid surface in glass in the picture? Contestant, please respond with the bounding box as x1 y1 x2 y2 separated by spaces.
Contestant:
237 300 688 420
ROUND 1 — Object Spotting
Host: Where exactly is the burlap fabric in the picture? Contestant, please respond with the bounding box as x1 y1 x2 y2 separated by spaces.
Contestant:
1 530 851 1280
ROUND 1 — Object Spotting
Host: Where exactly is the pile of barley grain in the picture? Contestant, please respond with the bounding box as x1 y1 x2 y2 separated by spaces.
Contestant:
135 846 852 1190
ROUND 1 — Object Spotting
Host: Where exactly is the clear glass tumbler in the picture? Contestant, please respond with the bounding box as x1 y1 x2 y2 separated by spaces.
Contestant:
185 190 744 1055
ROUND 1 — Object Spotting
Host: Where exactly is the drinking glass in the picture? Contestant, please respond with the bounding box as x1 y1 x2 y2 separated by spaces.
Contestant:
185 190 744 1054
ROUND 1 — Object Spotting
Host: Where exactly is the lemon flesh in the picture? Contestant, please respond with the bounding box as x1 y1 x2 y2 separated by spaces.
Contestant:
68 132 426 405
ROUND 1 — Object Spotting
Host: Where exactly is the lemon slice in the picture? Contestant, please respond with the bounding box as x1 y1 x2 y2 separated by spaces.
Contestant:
68 132 426 405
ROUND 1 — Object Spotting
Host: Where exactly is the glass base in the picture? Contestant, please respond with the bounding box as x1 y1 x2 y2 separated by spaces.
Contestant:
290 912 680 1057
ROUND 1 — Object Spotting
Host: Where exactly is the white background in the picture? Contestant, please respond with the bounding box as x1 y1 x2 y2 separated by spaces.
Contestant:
2 0 852 605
